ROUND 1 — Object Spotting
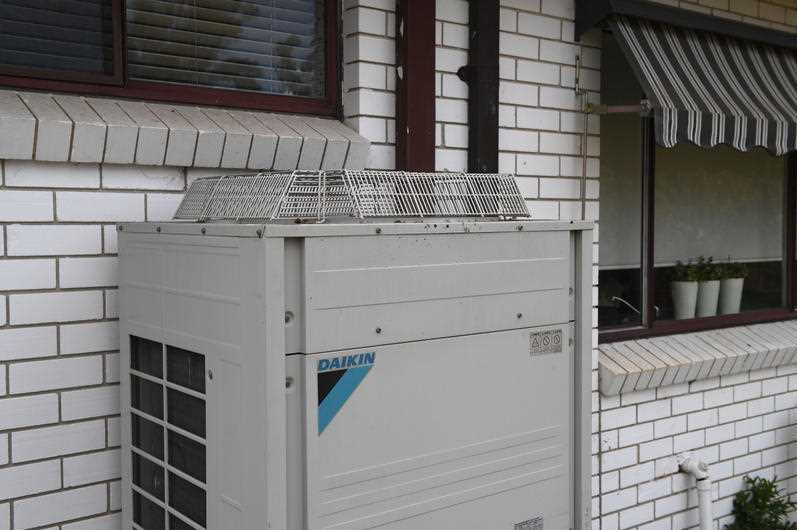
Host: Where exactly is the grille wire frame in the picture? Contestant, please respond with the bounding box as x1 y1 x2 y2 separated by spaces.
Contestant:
174 170 530 223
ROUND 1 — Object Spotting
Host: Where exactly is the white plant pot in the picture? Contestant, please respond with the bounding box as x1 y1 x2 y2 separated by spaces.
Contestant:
671 281 698 320
696 280 720 318
719 277 744 315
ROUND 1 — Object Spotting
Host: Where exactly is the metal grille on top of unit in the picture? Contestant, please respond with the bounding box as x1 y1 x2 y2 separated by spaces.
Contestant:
173 170 530 223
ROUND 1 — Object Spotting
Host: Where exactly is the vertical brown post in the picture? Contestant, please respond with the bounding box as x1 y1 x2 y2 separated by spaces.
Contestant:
463 0 499 172
395 0 436 170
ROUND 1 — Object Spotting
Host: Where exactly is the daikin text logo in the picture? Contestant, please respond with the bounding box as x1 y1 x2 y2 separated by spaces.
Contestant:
317 351 375 373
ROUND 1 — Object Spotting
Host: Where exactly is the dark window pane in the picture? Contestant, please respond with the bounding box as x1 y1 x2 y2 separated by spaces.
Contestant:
169 515 197 530
167 346 205 393
654 145 784 321
133 491 165 530
126 0 326 97
132 336 163 378
132 453 165 500
0 0 115 75
131 375 164 419
169 430 206 482
169 472 206 527
168 389 205 438
132 414 164 460
599 36 644 328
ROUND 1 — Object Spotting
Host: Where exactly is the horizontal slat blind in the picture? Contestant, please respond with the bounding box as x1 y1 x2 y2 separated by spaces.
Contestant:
126 0 326 97
0 0 114 74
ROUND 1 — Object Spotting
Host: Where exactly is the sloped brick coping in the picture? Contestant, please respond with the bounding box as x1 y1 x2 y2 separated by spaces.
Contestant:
0 90 369 170
599 321 797 395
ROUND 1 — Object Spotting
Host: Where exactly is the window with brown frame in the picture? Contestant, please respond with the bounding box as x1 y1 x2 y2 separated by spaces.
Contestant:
598 36 797 343
0 0 339 116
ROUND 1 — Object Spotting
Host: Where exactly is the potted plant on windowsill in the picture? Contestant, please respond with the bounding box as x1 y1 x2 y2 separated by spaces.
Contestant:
719 259 748 315
696 256 721 318
671 260 699 320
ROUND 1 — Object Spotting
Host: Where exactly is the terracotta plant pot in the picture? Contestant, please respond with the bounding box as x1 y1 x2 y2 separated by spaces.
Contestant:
719 277 744 315
671 281 698 320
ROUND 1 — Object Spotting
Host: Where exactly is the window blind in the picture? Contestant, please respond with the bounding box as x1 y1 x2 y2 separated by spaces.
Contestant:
126 0 326 97
0 0 114 74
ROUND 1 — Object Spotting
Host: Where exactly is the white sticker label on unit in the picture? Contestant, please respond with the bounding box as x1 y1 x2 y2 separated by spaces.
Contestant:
529 329 562 356
514 515 543 530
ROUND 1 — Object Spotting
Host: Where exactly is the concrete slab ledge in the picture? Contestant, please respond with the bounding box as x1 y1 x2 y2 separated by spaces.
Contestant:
599 320 797 395
0 90 370 170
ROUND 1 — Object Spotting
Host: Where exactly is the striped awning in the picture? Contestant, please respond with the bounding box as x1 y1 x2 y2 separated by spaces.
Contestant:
611 15 797 155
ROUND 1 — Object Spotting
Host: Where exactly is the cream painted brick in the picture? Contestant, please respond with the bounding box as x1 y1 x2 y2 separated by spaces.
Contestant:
436 0 468 23
735 452 762 474
367 144 395 170
620 461 654 488
750 431 775 451
638 477 672 503
62 386 120 421
499 128 539 152
602 487 638 513
516 59 559 84
62 513 120 530
63 448 121 487
639 438 673 461
720 438 748 459
101 165 183 190
705 387 734 408
443 124 468 148
540 86 580 110
498 152 516 173
539 40 578 66
345 6 387 35
13 484 107 529
110 480 121 510
499 57 516 79
108 417 121 447
602 446 637 472
344 63 387 91
5 160 100 188
0 298 4 327
105 289 118 319
500 8 517 31
736 416 763 437
540 177 581 199
0 190 53 221
346 35 395 64
602 471 619 493
499 105 516 127
672 393 704 414
12 419 105 462
147 193 183 222
103 225 118 254
719 402 747 423
9 291 103 325
760 2 787 21
57 191 145 222
441 74 468 99
706 423 735 445
673 430 704 452
540 0 574 18
435 148 468 171
7 224 102 256
517 154 559 176
518 12 562 38
500 81 539 106
516 107 559 130
619 423 654 447
0 460 60 501
688 409 718 430
638 399 671 422
61 321 119 355
10 355 103 394
0 326 57 361
349 117 387 143
654 417 686 439
0 437 5 466
0 259 55 290
602 406 637 430
436 47 468 73
620 502 654 529
762 376 788 395
0 393 58 430
775 390 797 410
539 132 580 154
655 492 687 518
515 176 539 198
0 503 6 530
500 33 540 59
735 381 762 401
105 352 120 383
748 396 774 415
501 0 541 12
729 0 759 16
436 99 468 123
60 257 117 288
344 90 395 118
442 22 468 48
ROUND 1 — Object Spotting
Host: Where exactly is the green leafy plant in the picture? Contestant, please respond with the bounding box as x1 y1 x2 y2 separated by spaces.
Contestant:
696 256 722 281
719 257 749 280
725 476 797 530
671 260 699 282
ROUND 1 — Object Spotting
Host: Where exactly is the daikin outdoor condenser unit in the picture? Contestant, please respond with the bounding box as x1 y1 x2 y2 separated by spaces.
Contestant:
118 170 593 530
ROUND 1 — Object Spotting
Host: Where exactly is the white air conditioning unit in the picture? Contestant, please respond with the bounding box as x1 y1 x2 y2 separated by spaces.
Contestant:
118 171 593 530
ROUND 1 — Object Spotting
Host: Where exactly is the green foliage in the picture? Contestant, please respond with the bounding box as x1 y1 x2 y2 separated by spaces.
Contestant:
719 257 749 279
671 260 699 282
726 476 797 530
696 256 722 282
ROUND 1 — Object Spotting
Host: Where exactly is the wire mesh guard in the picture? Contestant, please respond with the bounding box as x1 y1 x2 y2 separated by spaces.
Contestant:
174 170 530 222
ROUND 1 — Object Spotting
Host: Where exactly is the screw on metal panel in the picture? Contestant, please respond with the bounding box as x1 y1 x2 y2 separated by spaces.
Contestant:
207 370 213 380
285 377 294 389
569 338 574 346
375 327 382 334
284 311 294 324
517 313 523 319
569 287 574 295
517 225 524 231
256 229 263 237
117 225 123 231
156 226 161 233
201 227 206 235
375 227 382 234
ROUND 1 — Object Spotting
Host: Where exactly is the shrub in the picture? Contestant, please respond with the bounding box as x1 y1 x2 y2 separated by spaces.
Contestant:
726 476 797 530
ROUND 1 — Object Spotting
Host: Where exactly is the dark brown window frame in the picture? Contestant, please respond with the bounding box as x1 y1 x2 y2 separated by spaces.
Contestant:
0 0 340 117
599 116 797 344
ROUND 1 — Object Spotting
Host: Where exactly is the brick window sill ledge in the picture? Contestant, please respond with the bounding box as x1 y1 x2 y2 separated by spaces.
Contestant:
599 320 797 395
0 90 369 170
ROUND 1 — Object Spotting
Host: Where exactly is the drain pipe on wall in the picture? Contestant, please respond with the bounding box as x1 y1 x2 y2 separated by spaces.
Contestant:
678 454 714 530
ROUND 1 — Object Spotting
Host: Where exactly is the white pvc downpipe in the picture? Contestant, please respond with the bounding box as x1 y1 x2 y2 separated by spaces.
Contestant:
679 454 713 530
